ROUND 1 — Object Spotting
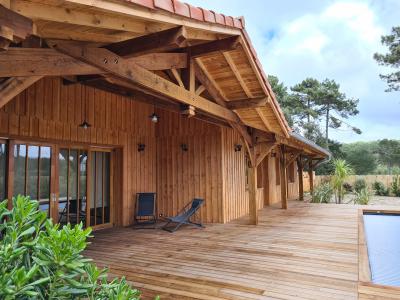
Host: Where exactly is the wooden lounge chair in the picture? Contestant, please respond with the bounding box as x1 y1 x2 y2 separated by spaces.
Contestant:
134 193 157 227
162 198 204 232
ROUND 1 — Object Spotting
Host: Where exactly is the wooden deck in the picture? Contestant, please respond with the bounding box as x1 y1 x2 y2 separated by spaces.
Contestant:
86 201 359 299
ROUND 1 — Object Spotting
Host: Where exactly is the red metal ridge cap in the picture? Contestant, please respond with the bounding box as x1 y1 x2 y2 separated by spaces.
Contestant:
124 0 245 29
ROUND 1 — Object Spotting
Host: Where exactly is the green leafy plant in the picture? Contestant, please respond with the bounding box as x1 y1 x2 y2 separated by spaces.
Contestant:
391 175 400 197
354 178 367 193
372 181 389 196
331 159 353 204
353 187 372 205
0 195 146 300
311 183 334 204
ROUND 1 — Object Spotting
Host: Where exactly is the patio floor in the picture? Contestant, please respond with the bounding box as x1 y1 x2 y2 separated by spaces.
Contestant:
85 201 359 299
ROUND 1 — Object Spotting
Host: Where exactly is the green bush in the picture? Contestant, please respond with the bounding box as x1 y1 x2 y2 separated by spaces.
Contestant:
372 181 389 196
354 178 367 193
0 195 148 300
311 183 334 204
353 187 371 205
391 175 400 197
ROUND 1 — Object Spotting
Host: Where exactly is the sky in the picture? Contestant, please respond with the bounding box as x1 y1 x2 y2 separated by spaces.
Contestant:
185 0 400 143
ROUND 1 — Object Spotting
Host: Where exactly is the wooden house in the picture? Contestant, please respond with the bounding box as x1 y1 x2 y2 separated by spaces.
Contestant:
0 0 329 228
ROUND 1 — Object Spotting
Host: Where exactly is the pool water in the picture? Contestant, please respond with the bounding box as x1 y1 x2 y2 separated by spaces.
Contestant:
363 213 400 287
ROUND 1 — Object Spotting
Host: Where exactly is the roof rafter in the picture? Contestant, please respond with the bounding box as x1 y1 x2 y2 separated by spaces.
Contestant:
54 43 241 124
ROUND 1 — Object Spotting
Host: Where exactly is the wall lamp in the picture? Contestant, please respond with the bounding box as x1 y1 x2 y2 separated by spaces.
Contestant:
234 144 242 152
271 150 277 157
137 143 145 152
181 143 188 152
149 112 159 123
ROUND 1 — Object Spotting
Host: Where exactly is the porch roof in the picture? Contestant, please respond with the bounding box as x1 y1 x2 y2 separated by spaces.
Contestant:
0 0 328 158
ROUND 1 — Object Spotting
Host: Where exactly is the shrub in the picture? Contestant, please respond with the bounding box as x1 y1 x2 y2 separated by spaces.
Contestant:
353 187 372 205
331 159 353 204
343 182 353 193
391 175 400 197
372 181 389 196
354 178 367 193
311 183 334 204
0 195 148 300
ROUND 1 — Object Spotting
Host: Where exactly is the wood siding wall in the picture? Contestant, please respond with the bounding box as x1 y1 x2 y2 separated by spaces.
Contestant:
221 127 248 223
0 77 157 226
0 77 301 226
155 109 223 223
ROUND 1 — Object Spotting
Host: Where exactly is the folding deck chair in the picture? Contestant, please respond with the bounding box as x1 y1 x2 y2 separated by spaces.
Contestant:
134 193 157 228
162 198 204 232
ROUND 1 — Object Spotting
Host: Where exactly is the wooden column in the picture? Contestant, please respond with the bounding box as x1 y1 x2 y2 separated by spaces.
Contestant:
308 159 314 195
280 146 288 209
248 165 258 225
263 157 270 206
297 157 304 201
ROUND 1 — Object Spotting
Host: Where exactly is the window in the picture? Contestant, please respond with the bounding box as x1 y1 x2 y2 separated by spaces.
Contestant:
90 151 111 226
59 148 88 227
13 144 52 214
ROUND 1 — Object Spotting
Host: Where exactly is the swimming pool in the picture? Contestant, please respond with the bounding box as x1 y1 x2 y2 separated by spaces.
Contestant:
363 213 400 287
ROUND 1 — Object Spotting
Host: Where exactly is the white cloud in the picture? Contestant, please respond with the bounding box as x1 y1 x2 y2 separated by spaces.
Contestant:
185 0 400 143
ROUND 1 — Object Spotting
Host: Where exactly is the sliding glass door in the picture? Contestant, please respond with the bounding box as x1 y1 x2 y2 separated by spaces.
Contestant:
13 143 52 215
0 140 113 230
89 151 111 227
58 148 88 227
58 148 111 229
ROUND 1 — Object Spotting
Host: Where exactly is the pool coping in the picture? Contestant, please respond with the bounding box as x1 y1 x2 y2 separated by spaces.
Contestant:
358 208 400 299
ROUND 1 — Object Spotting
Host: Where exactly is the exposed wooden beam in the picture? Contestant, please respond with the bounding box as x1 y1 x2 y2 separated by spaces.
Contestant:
255 142 276 167
195 85 205 96
280 145 288 209
194 58 252 146
54 44 240 123
226 97 268 110
285 151 302 168
0 48 188 77
0 76 42 109
188 36 240 58
104 26 187 58
223 51 272 132
0 24 12 50
297 156 304 201
180 105 195 118
11 0 152 34
170 68 184 88
248 164 258 225
0 3 33 41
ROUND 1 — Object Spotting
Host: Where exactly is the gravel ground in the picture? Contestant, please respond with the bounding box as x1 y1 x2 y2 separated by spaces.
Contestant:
305 193 400 206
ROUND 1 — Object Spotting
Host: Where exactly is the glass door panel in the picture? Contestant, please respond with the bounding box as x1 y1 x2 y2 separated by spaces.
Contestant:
12 144 53 216
0 143 6 201
90 151 110 227
58 148 87 227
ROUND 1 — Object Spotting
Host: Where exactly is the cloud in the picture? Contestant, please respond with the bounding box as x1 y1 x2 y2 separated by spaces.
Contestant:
185 0 400 143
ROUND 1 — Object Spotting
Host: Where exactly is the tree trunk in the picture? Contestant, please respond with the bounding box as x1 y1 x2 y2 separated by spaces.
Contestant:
325 105 330 149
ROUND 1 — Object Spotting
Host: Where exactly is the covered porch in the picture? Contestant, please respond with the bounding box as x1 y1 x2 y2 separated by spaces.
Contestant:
86 201 359 300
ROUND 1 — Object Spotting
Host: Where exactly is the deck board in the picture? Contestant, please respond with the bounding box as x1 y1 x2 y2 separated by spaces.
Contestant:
86 201 359 299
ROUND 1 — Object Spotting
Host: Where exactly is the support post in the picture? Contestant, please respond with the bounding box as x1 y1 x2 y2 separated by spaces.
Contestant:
248 164 258 225
308 159 314 196
297 156 304 201
280 145 288 209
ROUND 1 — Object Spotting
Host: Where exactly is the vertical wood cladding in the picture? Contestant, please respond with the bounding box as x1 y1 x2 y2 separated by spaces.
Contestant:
0 77 300 226
155 109 223 223
0 77 156 226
